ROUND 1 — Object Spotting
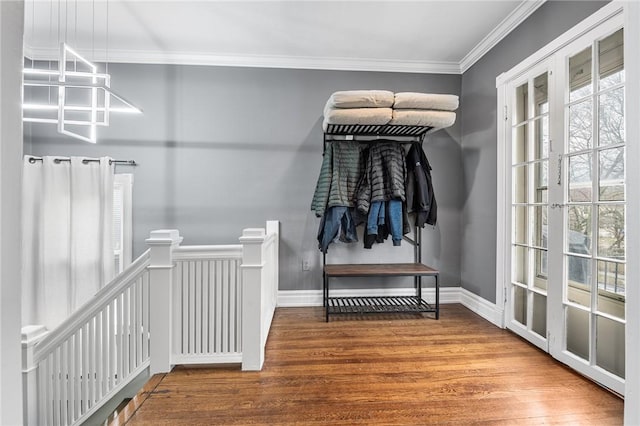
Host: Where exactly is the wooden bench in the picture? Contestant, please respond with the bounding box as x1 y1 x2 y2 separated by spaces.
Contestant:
323 263 439 322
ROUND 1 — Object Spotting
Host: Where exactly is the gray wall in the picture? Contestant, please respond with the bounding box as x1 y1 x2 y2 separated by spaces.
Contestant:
459 0 609 303
26 66 462 291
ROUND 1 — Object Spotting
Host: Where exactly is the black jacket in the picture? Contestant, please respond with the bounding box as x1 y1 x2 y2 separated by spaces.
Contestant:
405 143 437 227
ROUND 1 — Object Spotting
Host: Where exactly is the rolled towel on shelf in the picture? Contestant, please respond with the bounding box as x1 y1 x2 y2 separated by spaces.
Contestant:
389 109 456 128
323 107 392 131
326 90 395 109
393 92 459 111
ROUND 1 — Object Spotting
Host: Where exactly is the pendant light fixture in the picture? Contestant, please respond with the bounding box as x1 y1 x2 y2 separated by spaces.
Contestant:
22 0 142 143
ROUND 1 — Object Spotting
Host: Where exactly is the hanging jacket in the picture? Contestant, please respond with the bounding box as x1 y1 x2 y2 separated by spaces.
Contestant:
356 141 406 215
311 142 363 217
364 200 404 249
310 143 333 217
364 200 386 249
317 206 358 253
405 142 437 227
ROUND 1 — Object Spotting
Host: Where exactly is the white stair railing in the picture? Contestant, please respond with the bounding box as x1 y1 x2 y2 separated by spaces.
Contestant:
23 250 152 426
22 220 280 425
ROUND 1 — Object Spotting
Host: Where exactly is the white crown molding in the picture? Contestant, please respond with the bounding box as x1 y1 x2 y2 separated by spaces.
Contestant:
24 45 461 75
460 0 547 73
23 1 546 75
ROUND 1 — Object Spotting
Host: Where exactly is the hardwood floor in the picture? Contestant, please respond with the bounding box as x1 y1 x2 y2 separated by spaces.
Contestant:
118 305 623 425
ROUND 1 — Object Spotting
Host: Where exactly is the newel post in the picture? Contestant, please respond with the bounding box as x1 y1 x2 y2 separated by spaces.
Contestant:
146 229 182 374
240 228 266 371
21 325 47 426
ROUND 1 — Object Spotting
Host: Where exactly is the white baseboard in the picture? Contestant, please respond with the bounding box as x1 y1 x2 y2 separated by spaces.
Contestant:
458 287 504 327
278 290 324 307
172 353 243 365
277 286 502 327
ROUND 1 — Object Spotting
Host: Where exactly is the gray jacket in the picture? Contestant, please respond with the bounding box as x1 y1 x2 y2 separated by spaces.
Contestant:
311 141 363 217
356 141 406 214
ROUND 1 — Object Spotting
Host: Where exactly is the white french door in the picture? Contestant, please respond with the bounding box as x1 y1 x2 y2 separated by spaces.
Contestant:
502 12 626 394
507 62 551 353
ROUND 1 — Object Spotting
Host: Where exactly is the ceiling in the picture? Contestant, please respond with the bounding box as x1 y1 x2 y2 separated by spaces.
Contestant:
24 0 546 74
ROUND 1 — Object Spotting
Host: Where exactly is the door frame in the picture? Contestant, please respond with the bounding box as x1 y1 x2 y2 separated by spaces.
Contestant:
623 2 640 423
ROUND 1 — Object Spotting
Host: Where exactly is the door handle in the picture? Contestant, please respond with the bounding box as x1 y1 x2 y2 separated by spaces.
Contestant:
557 156 562 185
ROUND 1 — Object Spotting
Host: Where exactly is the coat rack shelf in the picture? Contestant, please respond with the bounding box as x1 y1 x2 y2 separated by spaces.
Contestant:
320 123 441 322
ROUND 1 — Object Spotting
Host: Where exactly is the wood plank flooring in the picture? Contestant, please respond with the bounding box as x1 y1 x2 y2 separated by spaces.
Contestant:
120 305 623 425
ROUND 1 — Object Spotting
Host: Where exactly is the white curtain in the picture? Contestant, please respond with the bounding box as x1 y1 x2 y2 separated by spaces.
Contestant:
22 156 115 330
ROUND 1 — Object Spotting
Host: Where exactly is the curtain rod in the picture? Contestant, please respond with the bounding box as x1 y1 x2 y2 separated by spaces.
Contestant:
27 156 137 166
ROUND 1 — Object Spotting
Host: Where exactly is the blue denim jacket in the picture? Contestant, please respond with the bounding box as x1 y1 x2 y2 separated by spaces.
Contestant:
364 200 403 248
317 206 358 253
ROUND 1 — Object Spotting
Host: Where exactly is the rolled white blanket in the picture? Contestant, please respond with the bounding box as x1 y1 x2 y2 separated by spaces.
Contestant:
322 107 392 131
326 90 395 109
389 109 456 128
394 92 459 111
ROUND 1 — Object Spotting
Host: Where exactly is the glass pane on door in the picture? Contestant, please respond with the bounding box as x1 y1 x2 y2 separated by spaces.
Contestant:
532 206 547 247
569 100 592 152
533 249 547 291
566 306 590 360
534 161 548 203
514 285 527 326
567 205 592 254
514 246 528 285
597 260 625 319
514 83 528 124
599 29 624 89
568 153 592 201
569 46 592 101
596 316 625 377
513 124 528 164
532 293 547 338
566 256 591 307
513 165 528 203
599 88 625 146
514 206 527 244
598 148 625 200
597 205 625 260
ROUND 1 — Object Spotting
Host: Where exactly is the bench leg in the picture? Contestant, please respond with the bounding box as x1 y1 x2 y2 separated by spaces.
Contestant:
324 275 329 322
435 274 440 320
